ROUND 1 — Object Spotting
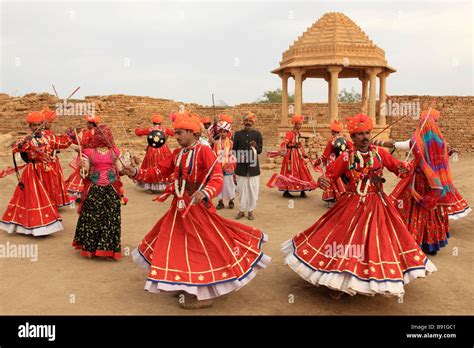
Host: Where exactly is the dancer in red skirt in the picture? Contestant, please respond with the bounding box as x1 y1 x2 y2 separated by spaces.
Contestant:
134 114 174 192
41 107 72 208
65 114 98 201
273 114 315 198
282 113 436 299
123 112 270 309
0 111 71 236
213 114 236 210
314 120 349 208
375 108 471 255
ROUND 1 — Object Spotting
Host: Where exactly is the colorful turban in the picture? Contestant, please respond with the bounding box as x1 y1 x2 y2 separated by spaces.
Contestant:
420 108 441 121
41 107 57 122
151 114 163 124
217 120 231 132
219 114 233 124
330 120 343 132
345 113 373 135
88 124 115 149
242 111 256 123
26 111 45 124
85 114 101 124
291 114 304 124
172 112 202 133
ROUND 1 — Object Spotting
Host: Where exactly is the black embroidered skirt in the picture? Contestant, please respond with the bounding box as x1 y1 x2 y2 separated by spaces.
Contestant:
73 185 122 259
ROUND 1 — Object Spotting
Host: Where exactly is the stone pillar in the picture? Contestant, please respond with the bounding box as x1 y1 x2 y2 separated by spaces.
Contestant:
366 68 382 124
359 73 369 113
325 76 331 120
293 68 305 115
378 71 388 125
327 66 343 122
281 73 289 125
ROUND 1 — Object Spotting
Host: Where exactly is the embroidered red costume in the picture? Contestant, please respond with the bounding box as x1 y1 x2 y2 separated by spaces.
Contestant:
0 112 71 236
282 113 436 297
65 127 94 198
271 114 315 192
131 113 270 300
42 108 72 207
315 121 348 203
135 114 174 191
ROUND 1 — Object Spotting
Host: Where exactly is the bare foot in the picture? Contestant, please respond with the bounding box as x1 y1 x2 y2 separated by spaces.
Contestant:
179 293 214 309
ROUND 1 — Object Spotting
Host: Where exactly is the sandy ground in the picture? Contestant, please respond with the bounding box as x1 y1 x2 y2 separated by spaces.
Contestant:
0 148 472 315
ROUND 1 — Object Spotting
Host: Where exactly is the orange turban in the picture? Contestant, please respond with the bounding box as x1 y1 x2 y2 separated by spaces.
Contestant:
242 111 256 123
26 111 45 124
219 114 233 124
151 114 163 124
291 114 304 124
420 108 441 121
41 107 56 122
173 112 201 133
85 114 101 124
345 113 373 135
330 120 343 132
201 116 212 124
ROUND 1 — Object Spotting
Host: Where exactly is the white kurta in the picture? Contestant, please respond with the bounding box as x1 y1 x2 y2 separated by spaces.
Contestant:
236 175 260 212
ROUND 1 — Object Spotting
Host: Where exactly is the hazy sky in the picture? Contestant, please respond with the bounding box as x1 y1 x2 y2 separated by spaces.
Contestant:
1 0 472 105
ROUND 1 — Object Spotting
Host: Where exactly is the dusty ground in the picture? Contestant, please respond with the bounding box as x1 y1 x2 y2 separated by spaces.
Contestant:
0 148 472 315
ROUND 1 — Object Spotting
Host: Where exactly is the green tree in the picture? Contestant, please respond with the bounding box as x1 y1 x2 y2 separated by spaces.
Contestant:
257 88 295 103
338 88 362 103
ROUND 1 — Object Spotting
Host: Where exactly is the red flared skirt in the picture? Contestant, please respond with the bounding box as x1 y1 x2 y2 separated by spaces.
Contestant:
321 177 346 202
0 163 63 236
42 159 71 207
278 149 315 192
136 145 173 191
132 195 271 300
390 172 450 252
282 190 436 297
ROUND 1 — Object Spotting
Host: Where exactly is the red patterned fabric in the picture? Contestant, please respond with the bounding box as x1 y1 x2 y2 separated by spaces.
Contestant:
65 128 94 195
318 137 349 201
0 132 67 236
283 147 436 297
269 130 315 192
134 125 173 188
132 143 269 299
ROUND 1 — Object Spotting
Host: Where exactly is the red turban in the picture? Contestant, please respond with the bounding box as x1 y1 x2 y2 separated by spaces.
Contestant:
291 114 304 124
42 107 56 122
345 113 373 135
201 116 212 124
26 111 45 124
85 114 101 124
151 114 163 123
330 120 343 132
173 112 201 133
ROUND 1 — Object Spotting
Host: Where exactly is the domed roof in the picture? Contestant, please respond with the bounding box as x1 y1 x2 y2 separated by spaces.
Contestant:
272 12 395 74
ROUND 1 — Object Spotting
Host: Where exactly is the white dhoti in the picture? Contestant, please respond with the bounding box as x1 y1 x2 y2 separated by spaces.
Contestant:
218 174 236 201
236 175 260 212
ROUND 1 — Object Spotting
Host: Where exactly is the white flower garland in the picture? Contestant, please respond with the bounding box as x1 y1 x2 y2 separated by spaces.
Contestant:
174 146 194 210
355 150 373 197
